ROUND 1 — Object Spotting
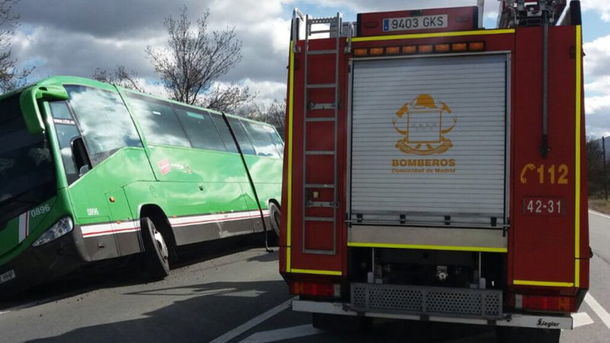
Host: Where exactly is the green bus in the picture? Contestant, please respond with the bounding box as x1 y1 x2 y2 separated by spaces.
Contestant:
0 76 283 293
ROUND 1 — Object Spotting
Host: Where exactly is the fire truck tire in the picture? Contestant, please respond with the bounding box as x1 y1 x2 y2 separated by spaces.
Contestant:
311 313 371 332
141 217 170 280
495 327 560 343
268 202 281 237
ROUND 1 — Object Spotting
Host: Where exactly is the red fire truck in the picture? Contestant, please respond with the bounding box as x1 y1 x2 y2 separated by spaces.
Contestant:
279 0 588 341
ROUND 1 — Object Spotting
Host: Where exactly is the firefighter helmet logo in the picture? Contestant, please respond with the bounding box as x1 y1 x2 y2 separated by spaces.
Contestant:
392 94 457 156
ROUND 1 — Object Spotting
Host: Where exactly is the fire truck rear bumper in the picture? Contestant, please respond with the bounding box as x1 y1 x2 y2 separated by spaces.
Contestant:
292 300 574 330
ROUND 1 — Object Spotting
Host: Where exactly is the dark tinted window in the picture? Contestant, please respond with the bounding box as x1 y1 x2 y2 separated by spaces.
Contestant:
243 121 281 158
0 94 55 226
49 101 72 120
49 102 80 183
227 117 255 155
66 85 142 165
211 114 238 153
174 107 226 151
126 94 191 148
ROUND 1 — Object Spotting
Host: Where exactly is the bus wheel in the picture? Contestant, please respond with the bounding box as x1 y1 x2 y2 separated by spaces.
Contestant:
269 202 281 237
141 217 170 280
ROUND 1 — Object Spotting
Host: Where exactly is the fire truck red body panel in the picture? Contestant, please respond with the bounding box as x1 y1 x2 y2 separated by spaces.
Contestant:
280 3 588 330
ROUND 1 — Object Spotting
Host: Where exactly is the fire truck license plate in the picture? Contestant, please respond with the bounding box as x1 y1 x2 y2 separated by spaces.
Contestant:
523 198 565 216
383 15 448 32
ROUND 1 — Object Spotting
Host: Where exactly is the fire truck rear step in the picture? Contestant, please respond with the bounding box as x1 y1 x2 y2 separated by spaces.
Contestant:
350 283 503 319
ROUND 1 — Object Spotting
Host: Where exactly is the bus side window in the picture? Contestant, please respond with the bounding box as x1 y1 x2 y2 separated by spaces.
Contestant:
242 121 279 158
48 101 82 184
174 107 226 152
226 117 256 155
211 114 238 153
65 86 142 165
269 129 284 158
126 95 191 148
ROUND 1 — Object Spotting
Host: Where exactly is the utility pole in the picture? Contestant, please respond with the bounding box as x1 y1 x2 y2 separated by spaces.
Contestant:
603 136 608 200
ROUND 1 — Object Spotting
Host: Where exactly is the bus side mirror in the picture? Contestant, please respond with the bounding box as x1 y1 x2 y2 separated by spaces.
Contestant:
71 137 92 176
20 85 70 135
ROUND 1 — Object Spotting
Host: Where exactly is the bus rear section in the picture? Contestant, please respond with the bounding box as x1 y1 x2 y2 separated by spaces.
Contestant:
280 1 589 340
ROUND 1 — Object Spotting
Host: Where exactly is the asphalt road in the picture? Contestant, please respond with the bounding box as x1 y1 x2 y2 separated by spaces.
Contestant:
1 213 610 343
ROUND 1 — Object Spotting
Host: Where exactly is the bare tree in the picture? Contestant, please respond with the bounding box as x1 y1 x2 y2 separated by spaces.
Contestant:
0 0 32 92
239 100 286 138
204 84 254 113
92 65 144 92
588 136 607 197
146 6 242 105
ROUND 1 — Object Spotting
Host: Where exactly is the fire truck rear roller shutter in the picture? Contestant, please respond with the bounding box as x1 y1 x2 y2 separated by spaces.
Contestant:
349 54 508 228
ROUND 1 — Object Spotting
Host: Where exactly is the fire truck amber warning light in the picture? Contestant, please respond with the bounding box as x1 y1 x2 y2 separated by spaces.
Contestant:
369 47 384 56
351 41 486 57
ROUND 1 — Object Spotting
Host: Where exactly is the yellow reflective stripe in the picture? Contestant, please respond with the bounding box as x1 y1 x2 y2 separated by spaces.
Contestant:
286 41 295 273
351 29 515 43
574 25 582 288
514 280 575 288
347 242 507 253
290 268 343 276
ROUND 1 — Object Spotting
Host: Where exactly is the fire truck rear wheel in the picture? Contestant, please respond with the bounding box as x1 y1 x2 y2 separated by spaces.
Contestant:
495 327 560 343
312 313 371 332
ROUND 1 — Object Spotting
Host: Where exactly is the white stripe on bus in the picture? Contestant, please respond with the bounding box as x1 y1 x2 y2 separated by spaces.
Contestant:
80 210 270 238
18 212 28 243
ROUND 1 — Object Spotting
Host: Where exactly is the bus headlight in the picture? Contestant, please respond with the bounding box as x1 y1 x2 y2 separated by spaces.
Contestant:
32 217 74 247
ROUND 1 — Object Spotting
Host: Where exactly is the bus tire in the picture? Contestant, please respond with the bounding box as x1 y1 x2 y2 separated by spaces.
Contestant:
496 327 560 343
268 202 281 237
141 217 170 280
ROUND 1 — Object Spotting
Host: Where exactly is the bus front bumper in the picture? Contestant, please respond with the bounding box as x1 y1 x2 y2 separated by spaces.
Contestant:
292 299 575 330
0 232 85 296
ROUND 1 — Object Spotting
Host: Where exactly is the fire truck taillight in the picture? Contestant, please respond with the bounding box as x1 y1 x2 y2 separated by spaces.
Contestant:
351 41 486 57
516 294 577 313
289 281 341 298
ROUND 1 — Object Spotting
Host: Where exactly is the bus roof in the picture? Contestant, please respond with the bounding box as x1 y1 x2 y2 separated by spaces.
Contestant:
4 75 277 130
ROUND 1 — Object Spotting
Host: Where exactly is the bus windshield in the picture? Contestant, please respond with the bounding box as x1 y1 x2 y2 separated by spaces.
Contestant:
0 94 55 227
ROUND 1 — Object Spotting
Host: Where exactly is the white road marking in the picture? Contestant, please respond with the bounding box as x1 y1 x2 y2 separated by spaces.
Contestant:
572 312 595 328
209 298 293 343
0 311 8 316
585 293 610 330
238 324 322 343
589 210 610 220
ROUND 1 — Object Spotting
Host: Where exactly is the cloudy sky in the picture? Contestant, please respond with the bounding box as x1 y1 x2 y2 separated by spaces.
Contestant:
9 0 610 137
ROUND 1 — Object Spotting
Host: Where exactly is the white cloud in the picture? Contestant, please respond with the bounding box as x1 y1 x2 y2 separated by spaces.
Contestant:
584 34 610 137
581 0 610 22
243 78 286 106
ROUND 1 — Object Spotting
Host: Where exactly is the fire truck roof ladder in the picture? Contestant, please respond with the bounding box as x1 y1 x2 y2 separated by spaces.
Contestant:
291 9 349 255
